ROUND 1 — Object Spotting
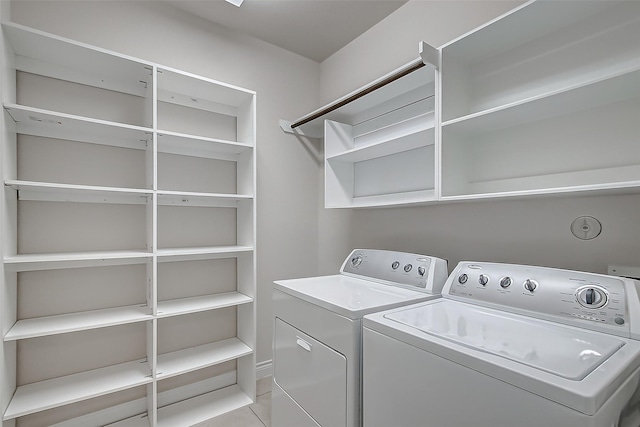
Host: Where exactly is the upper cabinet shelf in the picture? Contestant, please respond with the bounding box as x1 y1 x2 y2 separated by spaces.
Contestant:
157 67 255 144
4 23 153 128
281 41 439 208
3 23 152 99
440 0 640 200
282 1 640 208
441 1 640 123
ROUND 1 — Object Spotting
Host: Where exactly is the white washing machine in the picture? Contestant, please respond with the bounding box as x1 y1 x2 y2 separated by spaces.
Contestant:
272 249 448 427
363 262 640 427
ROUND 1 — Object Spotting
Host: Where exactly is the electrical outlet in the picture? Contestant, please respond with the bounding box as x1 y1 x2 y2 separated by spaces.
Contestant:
608 265 640 280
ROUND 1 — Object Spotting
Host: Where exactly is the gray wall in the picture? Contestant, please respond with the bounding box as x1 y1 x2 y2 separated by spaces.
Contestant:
9 0 323 365
319 0 640 276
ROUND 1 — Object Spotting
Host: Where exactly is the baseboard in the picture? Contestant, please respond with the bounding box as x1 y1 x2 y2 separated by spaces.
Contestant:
256 359 272 379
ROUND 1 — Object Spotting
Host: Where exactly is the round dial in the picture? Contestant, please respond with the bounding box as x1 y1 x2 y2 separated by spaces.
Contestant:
418 266 426 276
478 274 489 286
523 279 538 292
391 261 400 270
576 286 608 309
351 256 363 268
458 274 468 284
404 264 413 273
499 276 512 288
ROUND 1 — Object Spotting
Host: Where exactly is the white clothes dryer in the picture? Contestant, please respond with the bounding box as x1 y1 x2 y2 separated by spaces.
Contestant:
272 249 448 427
363 262 640 427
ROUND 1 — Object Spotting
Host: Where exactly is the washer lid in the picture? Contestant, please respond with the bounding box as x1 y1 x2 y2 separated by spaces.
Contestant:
385 300 625 380
274 275 436 319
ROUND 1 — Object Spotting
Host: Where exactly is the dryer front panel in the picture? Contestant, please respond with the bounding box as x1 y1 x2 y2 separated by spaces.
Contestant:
274 318 347 427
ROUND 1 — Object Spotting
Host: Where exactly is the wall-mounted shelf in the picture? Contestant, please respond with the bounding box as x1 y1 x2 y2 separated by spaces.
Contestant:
3 359 153 421
280 41 439 208
1 21 256 427
281 1 640 209
440 0 640 200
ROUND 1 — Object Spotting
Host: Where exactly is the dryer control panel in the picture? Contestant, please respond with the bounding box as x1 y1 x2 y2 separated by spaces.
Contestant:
340 249 448 294
444 262 640 339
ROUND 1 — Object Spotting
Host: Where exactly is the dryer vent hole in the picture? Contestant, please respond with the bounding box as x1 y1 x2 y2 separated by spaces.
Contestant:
570 216 602 240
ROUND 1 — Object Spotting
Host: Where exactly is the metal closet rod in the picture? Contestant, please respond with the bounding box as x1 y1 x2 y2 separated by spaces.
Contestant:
290 57 426 130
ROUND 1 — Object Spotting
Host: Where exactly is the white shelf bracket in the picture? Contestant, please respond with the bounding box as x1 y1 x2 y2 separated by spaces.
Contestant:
419 41 439 69
279 119 323 138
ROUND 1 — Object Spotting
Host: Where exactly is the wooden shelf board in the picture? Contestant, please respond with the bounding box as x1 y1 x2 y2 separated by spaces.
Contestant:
4 250 152 272
157 66 254 111
157 384 252 427
157 292 253 318
3 359 152 420
5 304 152 341
3 23 152 97
4 104 151 150
156 246 253 262
441 1 614 63
157 191 252 208
327 127 435 163
157 338 252 380
329 189 437 209
5 180 151 204
442 66 640 134
442 180 640 202
157 130 252 161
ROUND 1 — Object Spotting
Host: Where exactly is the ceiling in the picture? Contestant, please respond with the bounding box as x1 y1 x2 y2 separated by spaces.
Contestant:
165 0 408 63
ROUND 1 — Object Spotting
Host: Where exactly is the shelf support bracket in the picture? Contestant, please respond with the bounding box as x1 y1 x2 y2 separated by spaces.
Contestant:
419 41 439 69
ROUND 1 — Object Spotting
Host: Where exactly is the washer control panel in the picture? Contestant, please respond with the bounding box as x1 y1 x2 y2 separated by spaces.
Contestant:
445 262 636 336
341 249 448 293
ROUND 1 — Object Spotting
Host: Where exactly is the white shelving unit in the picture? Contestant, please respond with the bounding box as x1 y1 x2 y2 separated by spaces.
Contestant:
324 62 437 208
281 1 640 208
282 41 439 208
439 0 640 200
1 22 256 427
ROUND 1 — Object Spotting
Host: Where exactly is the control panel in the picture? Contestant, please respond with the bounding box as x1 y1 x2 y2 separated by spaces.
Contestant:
444 262 639 337
340 249 448 293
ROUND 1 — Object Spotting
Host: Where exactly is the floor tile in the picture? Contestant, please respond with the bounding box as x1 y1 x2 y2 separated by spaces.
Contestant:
250 392 272 427
256 376 272 396
194 405 265 427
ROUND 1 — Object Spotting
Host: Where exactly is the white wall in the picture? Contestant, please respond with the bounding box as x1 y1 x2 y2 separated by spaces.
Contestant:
319 0 640 276
9 0 323 365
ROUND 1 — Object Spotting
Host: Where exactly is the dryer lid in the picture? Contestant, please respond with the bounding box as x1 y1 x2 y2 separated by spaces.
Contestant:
274 275 436 319
384 300 625 380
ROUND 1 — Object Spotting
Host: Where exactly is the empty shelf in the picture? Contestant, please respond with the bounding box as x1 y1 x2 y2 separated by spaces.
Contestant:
157 292 253 318
5 305 152 341
157 384 252 427
3 359 152 420
157 338 252 379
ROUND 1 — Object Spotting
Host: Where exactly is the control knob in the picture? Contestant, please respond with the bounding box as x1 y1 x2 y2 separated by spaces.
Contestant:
499 277 512 288
351 256 363 268
576 286 608 309
391 261 400 270
523 279 538 292
418 266 426 276
458 274 468 284
478 274 489 286
404 264 413 273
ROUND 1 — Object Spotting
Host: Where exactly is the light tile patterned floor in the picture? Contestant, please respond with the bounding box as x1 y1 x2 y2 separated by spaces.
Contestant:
195 377 272 427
